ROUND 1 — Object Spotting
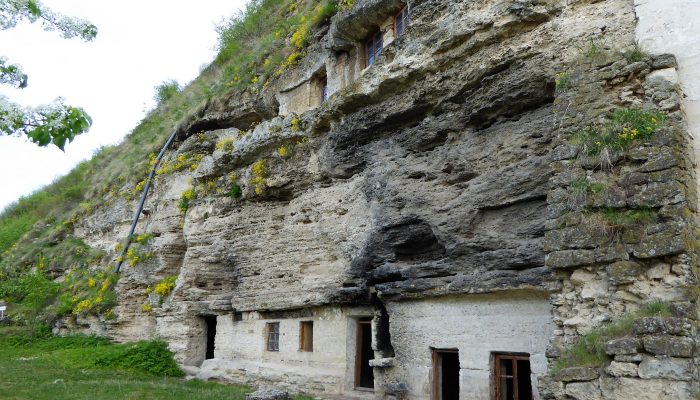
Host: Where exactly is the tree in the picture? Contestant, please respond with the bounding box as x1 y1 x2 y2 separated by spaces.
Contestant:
0 0 97 150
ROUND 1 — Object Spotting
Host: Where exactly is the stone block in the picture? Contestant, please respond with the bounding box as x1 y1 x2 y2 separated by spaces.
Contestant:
614 353 642 363
368 357 394 368
633 317 694 336
581 280 609 300
645 68 679 91
632 232 684 259
565 381 602 400
556 367 600 382
642 335 695 357
546 250 594 269
246 389 289 400
650 54 677 70
600 377 691 400
606 261 643 285
605 338 641 355
638 355 691 380
605 361 638 377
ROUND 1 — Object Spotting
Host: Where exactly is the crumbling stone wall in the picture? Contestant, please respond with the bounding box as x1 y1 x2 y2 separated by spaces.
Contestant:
541 50 700 399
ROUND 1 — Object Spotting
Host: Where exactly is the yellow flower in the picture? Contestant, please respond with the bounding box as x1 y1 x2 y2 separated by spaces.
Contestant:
141 304 153 313
88 278 96 288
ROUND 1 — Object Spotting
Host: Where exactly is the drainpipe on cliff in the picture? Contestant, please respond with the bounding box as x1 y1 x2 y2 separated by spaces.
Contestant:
114 128 179 273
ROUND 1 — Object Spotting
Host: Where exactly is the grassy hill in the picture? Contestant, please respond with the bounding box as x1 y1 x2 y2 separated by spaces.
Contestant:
0 0 338 331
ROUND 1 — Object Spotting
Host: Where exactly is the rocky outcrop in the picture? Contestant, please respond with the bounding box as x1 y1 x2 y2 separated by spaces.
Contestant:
49 0 700 398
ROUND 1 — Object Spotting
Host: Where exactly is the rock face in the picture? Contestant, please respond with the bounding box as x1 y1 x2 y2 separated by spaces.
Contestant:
59 0 700 399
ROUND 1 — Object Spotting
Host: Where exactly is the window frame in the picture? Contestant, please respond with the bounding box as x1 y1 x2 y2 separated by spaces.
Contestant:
432 348 460 400
394 5 409 37
493 353 532 400
266 322 280 352
299 321 314 352
365 30 383 67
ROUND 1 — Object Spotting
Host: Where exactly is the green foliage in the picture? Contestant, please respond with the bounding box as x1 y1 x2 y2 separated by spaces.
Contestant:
555 71 570 91
227 183 243 198
93 340 184 377
154 79 181 105
0 272 60 341
215 0 338 91
0 159 91 255
1 2 96 149
154 275 177 297
178 187 198 214
554 301 673 372
572 108 667 158
339 0 356 11
576 38 606 60
624 41 648 63
569 178 605 195
59 266 118 317
1 99 92 150
250 159 269 195
601 207 655 227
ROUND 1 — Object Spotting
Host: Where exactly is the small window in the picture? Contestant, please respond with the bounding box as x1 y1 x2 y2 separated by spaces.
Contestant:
366 31 383 66
321 76 328 102
493 353 532 400
395 6 410 37
299 321 314 352
233 312 243 322
267 322 280 352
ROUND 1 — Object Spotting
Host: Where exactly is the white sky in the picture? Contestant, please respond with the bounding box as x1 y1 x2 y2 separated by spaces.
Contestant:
0 0 246 211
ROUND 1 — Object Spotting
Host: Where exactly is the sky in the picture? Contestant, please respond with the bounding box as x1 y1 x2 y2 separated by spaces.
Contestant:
0 0 247 211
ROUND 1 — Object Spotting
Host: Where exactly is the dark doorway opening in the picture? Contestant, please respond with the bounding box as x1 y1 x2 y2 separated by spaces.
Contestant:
355 318 374 389
204 315 217 360
433 349 460 400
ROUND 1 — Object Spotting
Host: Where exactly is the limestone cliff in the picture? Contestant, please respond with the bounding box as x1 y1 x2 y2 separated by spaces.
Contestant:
3 0 700 399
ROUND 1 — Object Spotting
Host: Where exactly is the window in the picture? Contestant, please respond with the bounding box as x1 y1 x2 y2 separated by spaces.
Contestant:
493 353 532 400
233 312 243 322
299 321 314 352
366 31 383 66
321 77 328 102
395 6 409 37
266 322 280 352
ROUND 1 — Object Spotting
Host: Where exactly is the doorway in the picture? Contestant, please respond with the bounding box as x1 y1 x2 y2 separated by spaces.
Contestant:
203 315 217 360
433 349 460 400
355 318 374 389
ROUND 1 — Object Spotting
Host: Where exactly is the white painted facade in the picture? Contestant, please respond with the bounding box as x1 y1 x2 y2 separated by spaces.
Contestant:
197 306 375 398
635 0 700 200
382 292 554 400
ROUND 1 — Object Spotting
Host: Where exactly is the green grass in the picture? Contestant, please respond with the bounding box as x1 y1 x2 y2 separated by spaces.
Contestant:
553 301 672 372
0 328 316 400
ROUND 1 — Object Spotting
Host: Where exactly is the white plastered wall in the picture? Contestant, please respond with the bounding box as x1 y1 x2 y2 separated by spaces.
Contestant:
634 0 700 201
197 306 374 396
383 292 554 400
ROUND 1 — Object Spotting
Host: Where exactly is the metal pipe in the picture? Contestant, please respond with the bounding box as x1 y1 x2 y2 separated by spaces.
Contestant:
114 128 178 273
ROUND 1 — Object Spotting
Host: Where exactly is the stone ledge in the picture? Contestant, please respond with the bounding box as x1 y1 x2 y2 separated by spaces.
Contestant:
556 367 600 382
368 357 394 368
633 317 695 337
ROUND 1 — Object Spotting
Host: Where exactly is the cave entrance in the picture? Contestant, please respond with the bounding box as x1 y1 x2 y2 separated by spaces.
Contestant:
354 318 374 390
433 349 460 400
203 315 217 360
